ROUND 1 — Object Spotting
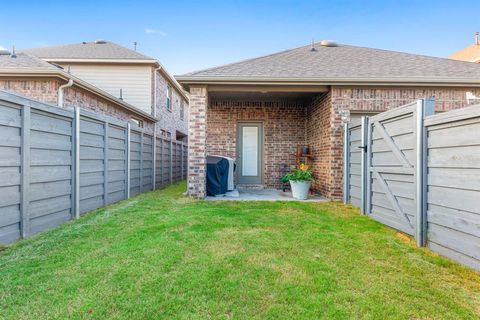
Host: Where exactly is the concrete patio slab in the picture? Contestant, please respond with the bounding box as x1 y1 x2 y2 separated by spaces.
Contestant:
205 188 327 202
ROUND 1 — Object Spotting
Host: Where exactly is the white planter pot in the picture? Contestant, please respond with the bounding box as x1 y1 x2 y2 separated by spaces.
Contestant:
289 181 311 200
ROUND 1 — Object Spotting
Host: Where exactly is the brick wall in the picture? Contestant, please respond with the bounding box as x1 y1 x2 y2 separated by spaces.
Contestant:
207 99 306 188
0 79 58 104
64 86 154 133
305 93 332 197
0 78 155 133
154 70 188 140
188 86 208 198
326 86 480 200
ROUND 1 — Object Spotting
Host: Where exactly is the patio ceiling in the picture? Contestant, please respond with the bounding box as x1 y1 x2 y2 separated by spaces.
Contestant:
208 84 328 100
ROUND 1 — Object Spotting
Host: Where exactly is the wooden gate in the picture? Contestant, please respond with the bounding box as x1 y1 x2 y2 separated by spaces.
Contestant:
343 117 368 213
366 101 434 236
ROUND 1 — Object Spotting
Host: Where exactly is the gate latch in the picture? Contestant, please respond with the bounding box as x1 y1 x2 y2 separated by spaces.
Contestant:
358 145 367 152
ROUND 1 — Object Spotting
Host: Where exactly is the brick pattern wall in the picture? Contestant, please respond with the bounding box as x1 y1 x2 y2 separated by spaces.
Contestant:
64 86 154 133
0 79 58 104
327 86 480 200
332 87 480 113
188 86 208 198
0 78 155 133
305 93 332 197
154 70 188 141
207 99 306 188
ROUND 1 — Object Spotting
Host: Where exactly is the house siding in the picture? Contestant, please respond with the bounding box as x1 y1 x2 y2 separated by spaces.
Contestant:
61 64 153 114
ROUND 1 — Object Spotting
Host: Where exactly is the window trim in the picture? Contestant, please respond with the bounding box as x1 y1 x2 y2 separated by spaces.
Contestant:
166 85 172 112
180 99 184 120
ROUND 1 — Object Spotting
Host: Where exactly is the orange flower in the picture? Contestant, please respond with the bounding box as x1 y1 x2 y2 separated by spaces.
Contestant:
299 163 309 171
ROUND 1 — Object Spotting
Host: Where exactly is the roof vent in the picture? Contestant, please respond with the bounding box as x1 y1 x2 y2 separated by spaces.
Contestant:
95 40 107 44
10 45 17 58
0 49 11 56
320 40 338 47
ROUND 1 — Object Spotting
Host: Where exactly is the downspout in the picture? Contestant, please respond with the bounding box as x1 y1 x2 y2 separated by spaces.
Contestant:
58 79 74 107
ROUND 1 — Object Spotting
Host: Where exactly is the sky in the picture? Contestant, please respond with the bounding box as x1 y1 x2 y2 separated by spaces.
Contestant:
0 0 479 75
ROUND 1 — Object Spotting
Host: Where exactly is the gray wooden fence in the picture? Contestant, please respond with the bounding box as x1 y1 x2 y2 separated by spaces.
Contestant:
425 106 480 270
0 90 187 244
344 99 480 271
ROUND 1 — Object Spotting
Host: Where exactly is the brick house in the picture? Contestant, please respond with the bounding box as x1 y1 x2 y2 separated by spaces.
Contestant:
176 41 480 199
0 52 156 130
23 41 189 141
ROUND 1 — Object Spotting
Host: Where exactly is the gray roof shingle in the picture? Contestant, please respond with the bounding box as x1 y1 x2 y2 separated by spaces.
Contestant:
181 42 480 82
0 52 57 69
22 41 155 61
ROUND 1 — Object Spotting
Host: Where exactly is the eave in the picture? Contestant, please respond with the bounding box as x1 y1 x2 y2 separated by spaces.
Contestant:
176 76 480 91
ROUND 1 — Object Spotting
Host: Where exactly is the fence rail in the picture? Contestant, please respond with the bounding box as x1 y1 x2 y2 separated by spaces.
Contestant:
0 90 187 244
344 99 480 271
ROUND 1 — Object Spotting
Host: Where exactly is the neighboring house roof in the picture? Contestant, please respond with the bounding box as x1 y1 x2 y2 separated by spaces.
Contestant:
449 44 480 63
0 52 56 69
23 41 156 62
22 41 189 101
0 52 157 121
177 42 480 87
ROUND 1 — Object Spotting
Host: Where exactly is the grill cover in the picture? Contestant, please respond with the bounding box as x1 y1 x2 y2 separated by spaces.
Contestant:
206 156 230 196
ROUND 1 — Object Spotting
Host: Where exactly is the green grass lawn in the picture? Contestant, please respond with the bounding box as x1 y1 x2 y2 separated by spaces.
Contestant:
1 183 479 319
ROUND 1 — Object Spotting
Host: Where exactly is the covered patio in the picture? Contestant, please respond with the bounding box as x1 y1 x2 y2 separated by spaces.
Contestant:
185 85 338 199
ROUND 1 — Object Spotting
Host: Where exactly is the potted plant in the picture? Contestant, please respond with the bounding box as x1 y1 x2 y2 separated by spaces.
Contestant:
282 163 313 200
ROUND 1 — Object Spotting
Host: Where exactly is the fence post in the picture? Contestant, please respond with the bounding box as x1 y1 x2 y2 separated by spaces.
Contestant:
365 116 372 215
20 105 31 238
181 142 184 180
360 116 369 215
153 127 156 190
73 107 80 219
170 139 173 184
140 131 144 192
104 121 109 206
343 123 350 204
126 123 131 199
415 98 435 247
159 138 164 187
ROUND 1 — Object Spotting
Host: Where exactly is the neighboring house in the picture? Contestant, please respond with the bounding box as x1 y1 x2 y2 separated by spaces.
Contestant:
0 51 156 131
449 32 480 63
176 41 480 199
23 41 189 141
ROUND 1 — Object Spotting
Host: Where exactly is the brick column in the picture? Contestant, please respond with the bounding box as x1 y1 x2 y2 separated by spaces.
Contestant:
329 102 349 200
188 85 208 198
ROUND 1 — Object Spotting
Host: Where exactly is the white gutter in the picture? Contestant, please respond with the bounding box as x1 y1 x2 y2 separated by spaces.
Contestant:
175 76 480 88
43 58 158 64
57 79 74 107
153 66 162 117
